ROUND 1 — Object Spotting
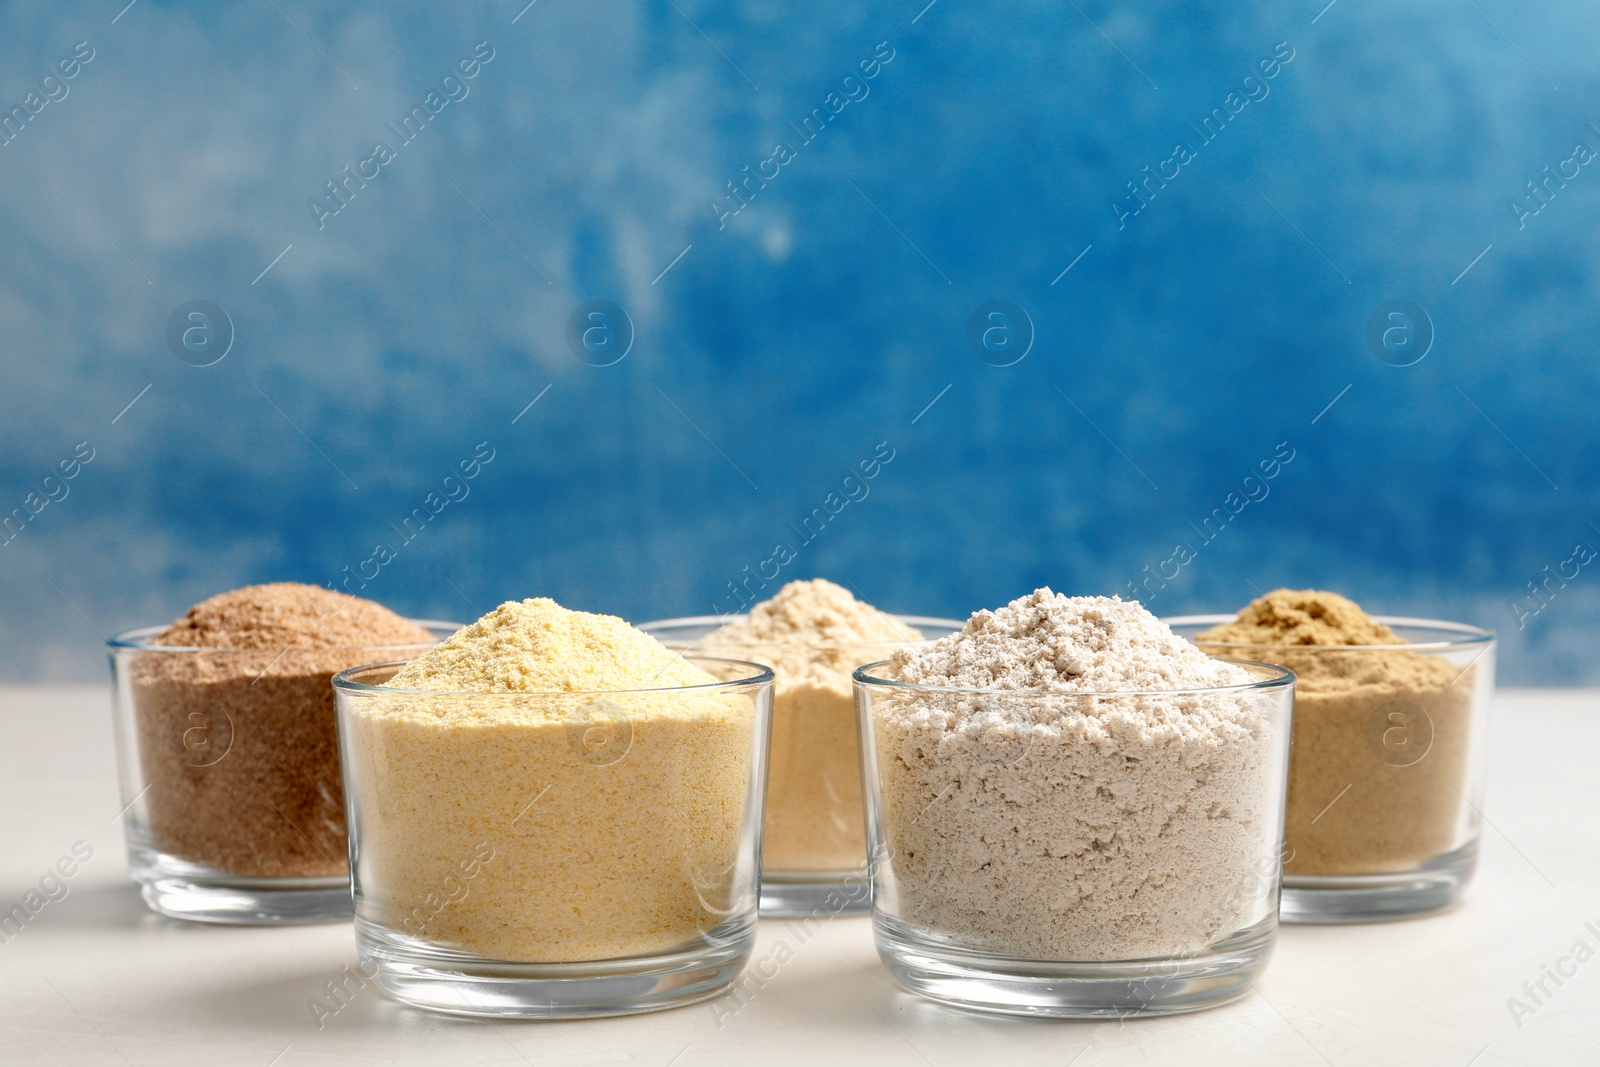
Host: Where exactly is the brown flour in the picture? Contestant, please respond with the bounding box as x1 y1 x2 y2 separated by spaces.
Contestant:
706 579 921 873
132 583 434 878
1199 589 1476 876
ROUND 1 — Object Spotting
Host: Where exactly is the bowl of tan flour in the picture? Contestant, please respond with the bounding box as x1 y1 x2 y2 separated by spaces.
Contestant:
332 597 774 1019
1173 588 1494 923
854 589 1295 1017
641 579 961 917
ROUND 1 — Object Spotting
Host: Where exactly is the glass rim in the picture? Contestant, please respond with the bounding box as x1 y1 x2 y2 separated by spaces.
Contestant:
332 654 776 698
106 619 462 654
637 613 963 649
852 656 1295 698
1162 614 1495 652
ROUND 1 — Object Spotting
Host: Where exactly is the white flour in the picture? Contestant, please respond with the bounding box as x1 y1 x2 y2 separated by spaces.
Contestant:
876 590 1282 962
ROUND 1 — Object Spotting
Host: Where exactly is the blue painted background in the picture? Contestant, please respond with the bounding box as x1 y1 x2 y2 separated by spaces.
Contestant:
1 0 1595 683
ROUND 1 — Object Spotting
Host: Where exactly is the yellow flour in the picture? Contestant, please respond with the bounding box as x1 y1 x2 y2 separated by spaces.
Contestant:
350 599 757 962
388 597 712 692
707 579 920 873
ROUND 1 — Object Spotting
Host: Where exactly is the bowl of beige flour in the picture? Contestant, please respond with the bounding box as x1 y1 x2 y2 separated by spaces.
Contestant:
641 579 961 917
854 589 1294 1017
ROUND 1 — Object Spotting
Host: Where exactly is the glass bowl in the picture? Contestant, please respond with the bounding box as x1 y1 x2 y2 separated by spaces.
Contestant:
106 620 457 925
639 614 963 917
333 655 774 1018
1168 615 1495 923
855 658 1295 1017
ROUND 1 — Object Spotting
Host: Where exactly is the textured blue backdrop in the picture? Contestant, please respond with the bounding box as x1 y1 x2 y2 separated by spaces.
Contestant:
1 0 1595 683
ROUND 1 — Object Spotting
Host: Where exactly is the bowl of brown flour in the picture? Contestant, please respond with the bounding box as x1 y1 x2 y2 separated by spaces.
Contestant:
854 589 1295 1018
108 582 456 925
1171 588 1494 923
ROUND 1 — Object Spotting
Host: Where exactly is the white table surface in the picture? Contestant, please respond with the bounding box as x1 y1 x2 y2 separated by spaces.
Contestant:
1 686 1594 1066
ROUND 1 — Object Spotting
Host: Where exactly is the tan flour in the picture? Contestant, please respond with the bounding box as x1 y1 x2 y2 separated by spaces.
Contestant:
1199 589 1475 876
353 598 757 962
706 579 920 873
133 583 434 878
878 590 1282 962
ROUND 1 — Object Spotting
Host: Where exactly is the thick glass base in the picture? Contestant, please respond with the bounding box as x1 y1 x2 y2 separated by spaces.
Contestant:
1281 840 1478 924
355 915 756 1019
759 868 871 917
873 913 1278 1018
130 845 350 925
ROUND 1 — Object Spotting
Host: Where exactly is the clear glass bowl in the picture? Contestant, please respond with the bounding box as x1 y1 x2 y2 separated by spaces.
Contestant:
639 615 963 917
106 621 457 925
855 658 1295 1017
333 655 774 1018
1168 616 1495 923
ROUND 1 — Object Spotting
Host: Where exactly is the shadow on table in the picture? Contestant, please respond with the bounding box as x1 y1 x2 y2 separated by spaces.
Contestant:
6 878 156 933
184 965 438 1037
755 952 1161 1035
182 963 662 1045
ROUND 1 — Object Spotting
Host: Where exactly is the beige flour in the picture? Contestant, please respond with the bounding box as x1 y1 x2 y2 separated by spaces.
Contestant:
878 590 1283 962
1199 589 1476 876
133 583 435 878
352 599 757 962
706 579 921 873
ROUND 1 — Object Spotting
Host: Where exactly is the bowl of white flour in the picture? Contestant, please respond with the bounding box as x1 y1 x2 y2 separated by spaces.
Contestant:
853 589 1294 1017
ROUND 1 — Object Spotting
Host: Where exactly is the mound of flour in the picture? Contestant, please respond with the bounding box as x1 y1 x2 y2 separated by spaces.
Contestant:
706 578 920 872
891 589 1247 692
876 590 1282 962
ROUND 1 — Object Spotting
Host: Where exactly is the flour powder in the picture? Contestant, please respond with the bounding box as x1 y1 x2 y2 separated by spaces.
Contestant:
355 599 756 962
707 578 920 872
876 589 1285 961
